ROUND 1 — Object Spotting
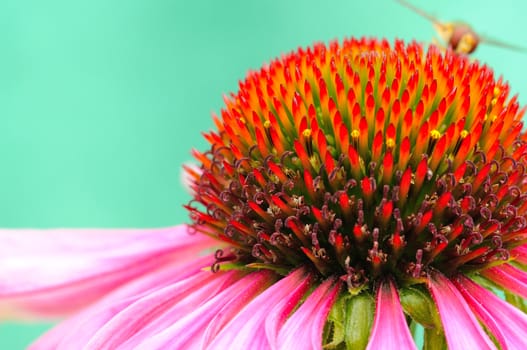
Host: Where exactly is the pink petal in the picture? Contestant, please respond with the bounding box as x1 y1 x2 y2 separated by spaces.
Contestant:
30 255 214 350
366 279 417 350
511 244 527 265
204 268 312 350
454 275 527 350
277 277 341 350
428 272 496 350
264 274 315 349
83 270 241 350
482 263 527 299
0 225 218 319
481 264 527 298
131 271 276 349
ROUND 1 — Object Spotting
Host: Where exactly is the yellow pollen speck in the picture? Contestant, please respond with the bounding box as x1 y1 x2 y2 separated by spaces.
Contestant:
239 117 246 124
351 129 360 139
302 129 312 138
493 86 501 96
430 129 441 139
386 138 395 148
460 130 469 138
484 114 498 122
491 98 498 106
264 120 271 128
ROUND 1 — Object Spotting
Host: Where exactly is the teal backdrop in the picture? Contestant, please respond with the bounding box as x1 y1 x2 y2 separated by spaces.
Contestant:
1 0 526 348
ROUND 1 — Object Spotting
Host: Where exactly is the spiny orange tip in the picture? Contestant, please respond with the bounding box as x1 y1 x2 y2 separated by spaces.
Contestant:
188 37 527 288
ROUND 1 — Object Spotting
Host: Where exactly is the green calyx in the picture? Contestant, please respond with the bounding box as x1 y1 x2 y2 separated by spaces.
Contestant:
323 283 447 349
323 293 375 349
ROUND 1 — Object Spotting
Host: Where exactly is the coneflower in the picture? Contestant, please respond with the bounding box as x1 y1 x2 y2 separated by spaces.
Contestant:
1 38 526 349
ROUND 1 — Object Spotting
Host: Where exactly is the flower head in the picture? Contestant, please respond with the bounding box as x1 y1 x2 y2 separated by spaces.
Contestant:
2 38 527 349
186 37 527 348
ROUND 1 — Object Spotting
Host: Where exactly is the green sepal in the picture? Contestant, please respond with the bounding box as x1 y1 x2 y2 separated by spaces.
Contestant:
505 291 527 313
399 286 441 329
323 292 375 350
470 273 501 290
423 327 447 350
343 293 375 349
510 260 527 273
323 296 346 349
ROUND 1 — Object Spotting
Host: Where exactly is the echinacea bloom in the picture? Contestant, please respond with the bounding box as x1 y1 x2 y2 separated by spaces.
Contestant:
2 37 527 349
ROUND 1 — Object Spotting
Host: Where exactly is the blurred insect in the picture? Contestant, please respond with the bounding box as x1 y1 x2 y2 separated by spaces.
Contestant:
396 0 526 54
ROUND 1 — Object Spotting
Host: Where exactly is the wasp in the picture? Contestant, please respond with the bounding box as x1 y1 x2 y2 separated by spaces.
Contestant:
396 0 525 54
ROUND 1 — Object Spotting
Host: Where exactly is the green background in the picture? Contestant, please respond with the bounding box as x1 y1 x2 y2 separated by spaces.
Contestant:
1 0 525 348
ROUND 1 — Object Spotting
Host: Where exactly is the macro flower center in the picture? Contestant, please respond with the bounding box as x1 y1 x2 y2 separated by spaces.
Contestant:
186 38 527 291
